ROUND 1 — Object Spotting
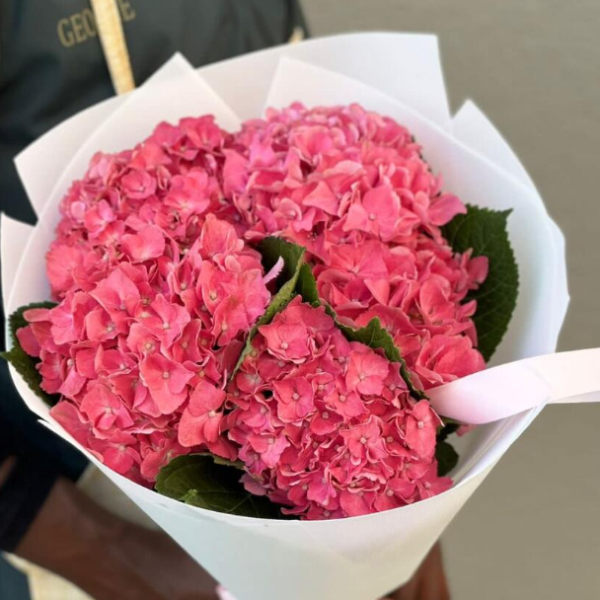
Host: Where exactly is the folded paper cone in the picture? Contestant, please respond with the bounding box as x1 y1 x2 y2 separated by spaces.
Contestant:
4 35 569 600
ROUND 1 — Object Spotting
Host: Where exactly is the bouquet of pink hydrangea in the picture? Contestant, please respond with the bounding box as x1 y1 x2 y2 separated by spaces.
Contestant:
2 37 574 600
9 102 501 520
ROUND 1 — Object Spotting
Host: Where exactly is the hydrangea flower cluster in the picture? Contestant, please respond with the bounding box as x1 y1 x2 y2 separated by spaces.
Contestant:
227 297 452 520
16 105 490 518
48 115 243 298
18 115 275 485
224 103 488 390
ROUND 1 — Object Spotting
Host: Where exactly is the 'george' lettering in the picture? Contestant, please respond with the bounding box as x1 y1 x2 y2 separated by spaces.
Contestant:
57 2 135 48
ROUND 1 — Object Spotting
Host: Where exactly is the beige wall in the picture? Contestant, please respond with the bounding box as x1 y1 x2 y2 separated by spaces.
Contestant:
302 1 600 598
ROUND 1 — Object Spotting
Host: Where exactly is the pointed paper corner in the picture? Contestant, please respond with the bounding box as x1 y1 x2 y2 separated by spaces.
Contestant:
1 213 34 308
452 99 538 192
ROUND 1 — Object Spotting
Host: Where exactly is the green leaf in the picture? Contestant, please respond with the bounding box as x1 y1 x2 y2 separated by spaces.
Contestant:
296 263 320 306
256 239 304 325
435 440 459 477
437 421 460 443
209 454 245 471
435 421 460 476
1 302 59 406
230 238 306 380
258 237 305 287
155 454 290 519
335 317 427 400
442 205 519 362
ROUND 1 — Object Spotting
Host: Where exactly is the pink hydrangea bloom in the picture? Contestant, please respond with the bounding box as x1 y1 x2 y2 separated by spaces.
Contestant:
226 103 488 391
20 114 272 485
29 217 269 482
19 105 489 517
226 298 452 520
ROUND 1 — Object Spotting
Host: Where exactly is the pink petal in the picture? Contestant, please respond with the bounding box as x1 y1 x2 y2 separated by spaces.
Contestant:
428 194 466 226
122 226 166 262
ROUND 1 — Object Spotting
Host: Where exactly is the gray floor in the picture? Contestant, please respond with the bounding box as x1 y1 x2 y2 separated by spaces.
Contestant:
302 1 600 598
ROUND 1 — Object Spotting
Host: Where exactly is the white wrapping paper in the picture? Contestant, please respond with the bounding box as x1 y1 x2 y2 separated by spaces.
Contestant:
3 35 574 600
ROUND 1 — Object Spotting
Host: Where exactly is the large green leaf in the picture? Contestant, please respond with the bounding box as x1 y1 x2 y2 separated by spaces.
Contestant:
442 205 519 362
155 454 289 519
1 302 59 406
230 237 306 381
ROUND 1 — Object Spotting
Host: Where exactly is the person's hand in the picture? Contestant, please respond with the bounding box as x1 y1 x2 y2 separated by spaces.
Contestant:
381 543 450 600
16 477 219 600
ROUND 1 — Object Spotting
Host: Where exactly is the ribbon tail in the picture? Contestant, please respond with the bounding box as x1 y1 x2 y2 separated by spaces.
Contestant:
427 348 600 424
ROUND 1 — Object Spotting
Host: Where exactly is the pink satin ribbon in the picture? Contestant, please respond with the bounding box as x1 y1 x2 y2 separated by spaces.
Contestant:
217 586 238 600
427 348 600 424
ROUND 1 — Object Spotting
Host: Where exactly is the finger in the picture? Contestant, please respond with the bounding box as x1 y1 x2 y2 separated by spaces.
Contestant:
383 543 449 600
387 573 420 600
391 577 420 600
418 544 451 600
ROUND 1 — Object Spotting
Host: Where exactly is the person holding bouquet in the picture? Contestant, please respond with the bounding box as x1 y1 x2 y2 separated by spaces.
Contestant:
0 1 448 599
